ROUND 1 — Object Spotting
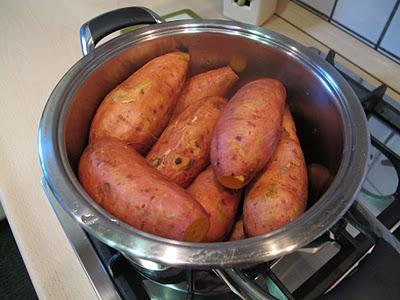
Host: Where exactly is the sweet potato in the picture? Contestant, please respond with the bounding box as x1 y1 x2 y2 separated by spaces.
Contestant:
282 105 299 142
170 66 238 121
89 52 189 154
243 108 308 237
78 138 209 242
187 167 241 242
228 219 246 241
210 78 286 189
307 163 334 206
146 96 227 187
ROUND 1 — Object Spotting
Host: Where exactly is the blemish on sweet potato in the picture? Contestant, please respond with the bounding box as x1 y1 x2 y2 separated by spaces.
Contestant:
172 156 192 171
189 140 201 156
246 120 256 127
96 182 111 205
213 101 225 110
149 158 161 167
117 114 129 123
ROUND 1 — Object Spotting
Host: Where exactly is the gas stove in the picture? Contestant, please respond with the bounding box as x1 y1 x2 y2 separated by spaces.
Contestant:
42 47 400 300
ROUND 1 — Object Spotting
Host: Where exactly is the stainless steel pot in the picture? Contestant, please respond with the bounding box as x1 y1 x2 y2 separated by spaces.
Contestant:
38 7 369 269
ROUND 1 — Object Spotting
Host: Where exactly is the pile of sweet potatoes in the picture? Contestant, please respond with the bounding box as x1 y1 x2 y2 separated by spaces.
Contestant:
78 51 308 242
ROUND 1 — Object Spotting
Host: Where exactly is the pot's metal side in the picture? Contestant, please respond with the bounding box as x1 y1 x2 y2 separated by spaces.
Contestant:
38 19 369 268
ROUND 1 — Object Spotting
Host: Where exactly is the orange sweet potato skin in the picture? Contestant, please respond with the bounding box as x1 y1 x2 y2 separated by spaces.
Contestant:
210 79 286 189
243 108 308 237
228 219 246 241
78 138 209 242
146 96 227 187
89 52 189 154
187 167 241 242
170 66 238 120
282 105 299 142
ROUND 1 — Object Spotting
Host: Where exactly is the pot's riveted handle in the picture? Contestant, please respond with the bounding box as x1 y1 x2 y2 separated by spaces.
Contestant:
80 7 164 55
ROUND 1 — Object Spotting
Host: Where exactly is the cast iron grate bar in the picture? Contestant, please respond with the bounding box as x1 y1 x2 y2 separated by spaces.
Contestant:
325 49 335 66
245 263 296 300
324 49 399 131
87 236 150 300
265 267 296 300
371 136 400 181
185 269 194 300
294 231 374 299
360 84 387 113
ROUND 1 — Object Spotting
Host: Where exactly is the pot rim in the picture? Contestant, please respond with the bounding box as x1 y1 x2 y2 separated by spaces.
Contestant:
38 19 369 267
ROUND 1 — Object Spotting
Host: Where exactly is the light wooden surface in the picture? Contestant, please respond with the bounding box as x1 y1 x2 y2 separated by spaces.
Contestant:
0 1 398 299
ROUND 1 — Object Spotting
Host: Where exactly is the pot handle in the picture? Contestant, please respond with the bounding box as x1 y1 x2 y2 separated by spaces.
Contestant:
80 7 164 55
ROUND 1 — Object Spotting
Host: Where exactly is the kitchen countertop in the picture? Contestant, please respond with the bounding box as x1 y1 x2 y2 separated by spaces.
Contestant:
0 0 399 299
